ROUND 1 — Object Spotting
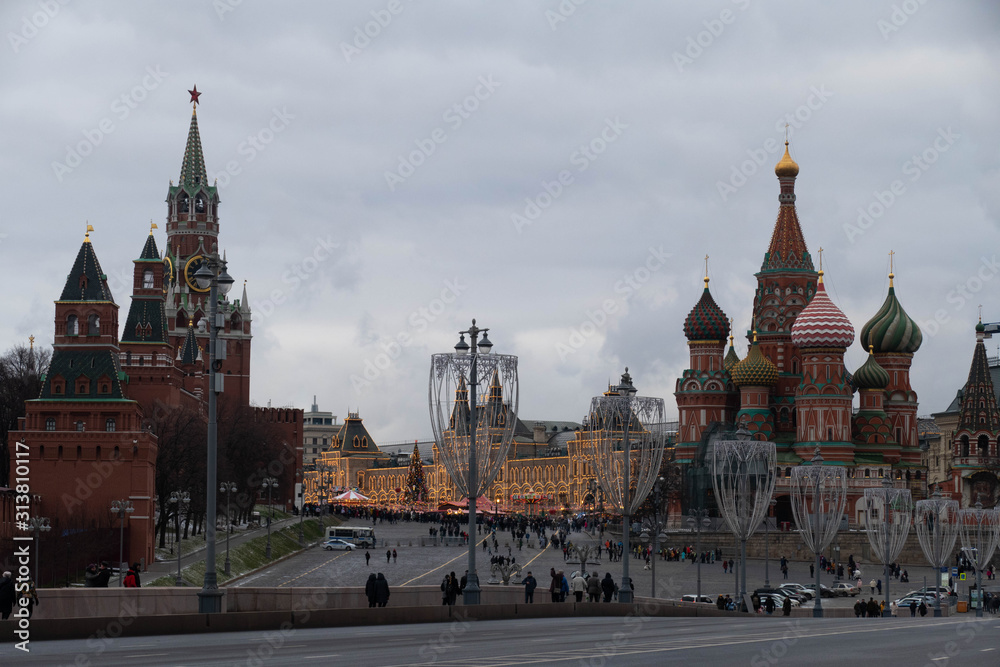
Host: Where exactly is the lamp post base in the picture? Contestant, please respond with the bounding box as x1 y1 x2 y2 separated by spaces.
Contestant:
463 575 481 605
197 589 223 614
224 560 231 576
619 577 633 604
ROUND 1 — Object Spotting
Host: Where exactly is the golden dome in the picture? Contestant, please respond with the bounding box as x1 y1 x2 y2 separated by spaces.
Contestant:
774 141 799 178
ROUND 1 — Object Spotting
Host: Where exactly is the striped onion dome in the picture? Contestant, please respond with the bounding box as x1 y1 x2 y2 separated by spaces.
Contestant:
860 274 922 354
790 272 855 348
684 278 730 342
731 335 778 387
724 335 741 371
853 347 890 390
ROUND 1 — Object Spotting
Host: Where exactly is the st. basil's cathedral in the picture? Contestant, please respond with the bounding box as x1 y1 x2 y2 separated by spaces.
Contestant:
674 142 926 526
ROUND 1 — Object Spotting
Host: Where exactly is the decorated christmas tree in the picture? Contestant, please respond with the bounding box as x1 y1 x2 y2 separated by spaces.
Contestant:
403 444 430 504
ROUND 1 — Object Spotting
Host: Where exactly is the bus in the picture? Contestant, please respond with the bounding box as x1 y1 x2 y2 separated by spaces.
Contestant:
326 526 376 548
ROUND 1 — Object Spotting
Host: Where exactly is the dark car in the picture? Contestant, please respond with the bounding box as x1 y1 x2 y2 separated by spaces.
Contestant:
802 583 836 598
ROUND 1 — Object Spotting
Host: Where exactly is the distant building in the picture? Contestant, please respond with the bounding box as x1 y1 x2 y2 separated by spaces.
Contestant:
302 397 338 468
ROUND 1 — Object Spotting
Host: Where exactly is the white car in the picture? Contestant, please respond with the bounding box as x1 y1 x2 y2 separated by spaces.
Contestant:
833 582 858 596
779 583 814 600
681 594 714 604
322 539 354 551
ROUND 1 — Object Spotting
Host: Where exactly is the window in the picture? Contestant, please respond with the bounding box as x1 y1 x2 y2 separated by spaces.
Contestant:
67 314 79 335
76 421 85 432
88 314 100 336
143 270 154 289
45 418 56 431
106 418 116 432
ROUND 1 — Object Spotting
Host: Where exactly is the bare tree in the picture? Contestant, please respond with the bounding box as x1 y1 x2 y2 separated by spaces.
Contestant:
0 343 51 486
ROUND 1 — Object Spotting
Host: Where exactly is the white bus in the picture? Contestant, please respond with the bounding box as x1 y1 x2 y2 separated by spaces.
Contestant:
326 526 376 548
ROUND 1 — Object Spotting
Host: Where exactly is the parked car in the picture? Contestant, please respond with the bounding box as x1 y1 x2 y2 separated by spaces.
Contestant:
802 583 836 598
758 592 800 608
832 582 858 596
756 588 806 605
681 594 714 604
322 539 354 551
779 583 814 600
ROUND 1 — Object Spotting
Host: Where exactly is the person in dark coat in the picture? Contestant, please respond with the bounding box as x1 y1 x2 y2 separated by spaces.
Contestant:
365 573 377 607
782 596 791 616
765 596 776 615
123 566 139 588
84 564 100 588
374 572 390 607
549 568 561 603
522 571 537 603
918 601 927 617
587 573 601 602
0 571 15 620
95 562 112 588
130 563 142 588
601 573 615 603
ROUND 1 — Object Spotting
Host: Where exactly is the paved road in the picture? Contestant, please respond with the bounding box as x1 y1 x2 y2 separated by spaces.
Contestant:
232 519 947 611
11 615 1000 666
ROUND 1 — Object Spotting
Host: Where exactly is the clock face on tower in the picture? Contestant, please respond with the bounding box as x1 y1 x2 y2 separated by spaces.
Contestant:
163 256 174 293
184 255 210 293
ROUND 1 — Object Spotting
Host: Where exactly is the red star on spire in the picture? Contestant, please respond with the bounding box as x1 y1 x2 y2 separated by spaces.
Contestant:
188 85 202 106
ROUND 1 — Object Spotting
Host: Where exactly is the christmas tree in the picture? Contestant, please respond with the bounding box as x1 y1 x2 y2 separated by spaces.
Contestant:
403 444 429 504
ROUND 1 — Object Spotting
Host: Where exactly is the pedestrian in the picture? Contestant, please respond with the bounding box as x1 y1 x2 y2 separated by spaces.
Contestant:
365 550 371 567
386 549 391 563
392 548 397 563
447 572 460 605
910 600 917 617
854 600 862 617
782 596 791 616
549 568 561 603
441 574 451 605
859 599 867 618
765 596 775 615
560 571 569 602
523 571 537 603
890 601 898 617
123 565 139 588
723 560 728 574
876 579 882 595
918 601 927 617
810 563 815 578
96 562 111 588
870 578 876 595
84 564 100 587
374 572 390 607
460 570 468 593
587 572 601 602
17 579 39 618
729 559 734 574
130 563 142 588
601 572 615 603
0 571 14 620
366 573 378 607
572 571 586 602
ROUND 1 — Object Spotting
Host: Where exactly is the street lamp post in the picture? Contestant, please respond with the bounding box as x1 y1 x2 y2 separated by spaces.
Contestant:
262 477 278 559
110 500 134 587
169 491 190 585
649 476 665 598
296 468 305 545
429 319 519 606
192 250 234 614
587 369 667 605
28 516 51 585
957 498 1000 619
686 508 711 602
219 482 237 576
914 487 960 618
863 474 913 618
764 498 776 588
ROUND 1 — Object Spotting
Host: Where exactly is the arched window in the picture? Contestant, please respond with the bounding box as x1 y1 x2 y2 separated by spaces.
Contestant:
142 270 154 289
864 469 870 478
106 418 116 432
67 314 79 335
45 418 56 431
88 314 100 336
961 435 970 457
978 434 989 455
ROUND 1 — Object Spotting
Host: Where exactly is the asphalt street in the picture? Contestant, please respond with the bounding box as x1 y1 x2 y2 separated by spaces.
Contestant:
11 615 1000 666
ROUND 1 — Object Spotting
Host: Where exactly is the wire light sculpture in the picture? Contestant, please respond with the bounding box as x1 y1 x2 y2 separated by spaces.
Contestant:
957 499 1000 618
429 319 519 604
863 475 913 617
914 487 960 617
789 447 847 617
586 368 667 604
712 426 777 608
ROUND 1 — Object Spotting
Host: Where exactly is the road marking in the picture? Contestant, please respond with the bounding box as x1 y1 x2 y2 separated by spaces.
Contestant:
399 535 489 586
304 655 341 659
278 551 350 587
982 648 996 652
125 654 169 658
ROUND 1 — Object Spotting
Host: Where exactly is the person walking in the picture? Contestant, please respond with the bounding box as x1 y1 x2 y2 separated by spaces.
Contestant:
910 600 917 617
392 548 397 563
765 596 775 615
386 549 392 564
18 579 39 618
810 563 815 578
447 572 460 605
782 596 791 616
522 571 537 603
918 601 927 617
123 565 139 588
572 572 586 602
365 573 378 607
130 563 142 588
869 578 876 595
587 572 601 602
876 579 882 595
374 572 390 607
601 572 615 603
0 571 14 620
365 550 371 567
441 574 451 605
549 568 561 603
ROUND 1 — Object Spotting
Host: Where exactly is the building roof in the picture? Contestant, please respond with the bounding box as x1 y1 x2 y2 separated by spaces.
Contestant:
955 325 1000 434
724 336 741 371
139 231 160 261
121 299 168 344
760 146 813 274
860 275 922 354
39 348 127 400
730 337 778 387
330 412 385 457
59 238 115 303
178 320 201 365
853 350 889 390
168 108 217 199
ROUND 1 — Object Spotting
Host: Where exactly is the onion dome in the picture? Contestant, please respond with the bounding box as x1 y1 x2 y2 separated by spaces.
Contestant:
853 347 890 390
976 319 985 334
790 271 855 348
731 334 778 387
724 334 741 371
683 277 730 342
774 141 799 178
859 273 922 354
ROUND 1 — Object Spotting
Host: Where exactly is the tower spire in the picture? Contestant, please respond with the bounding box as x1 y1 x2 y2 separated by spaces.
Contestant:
179 88 208 188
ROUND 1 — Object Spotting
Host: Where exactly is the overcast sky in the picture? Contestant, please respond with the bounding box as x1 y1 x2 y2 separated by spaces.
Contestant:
2 1 999 443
